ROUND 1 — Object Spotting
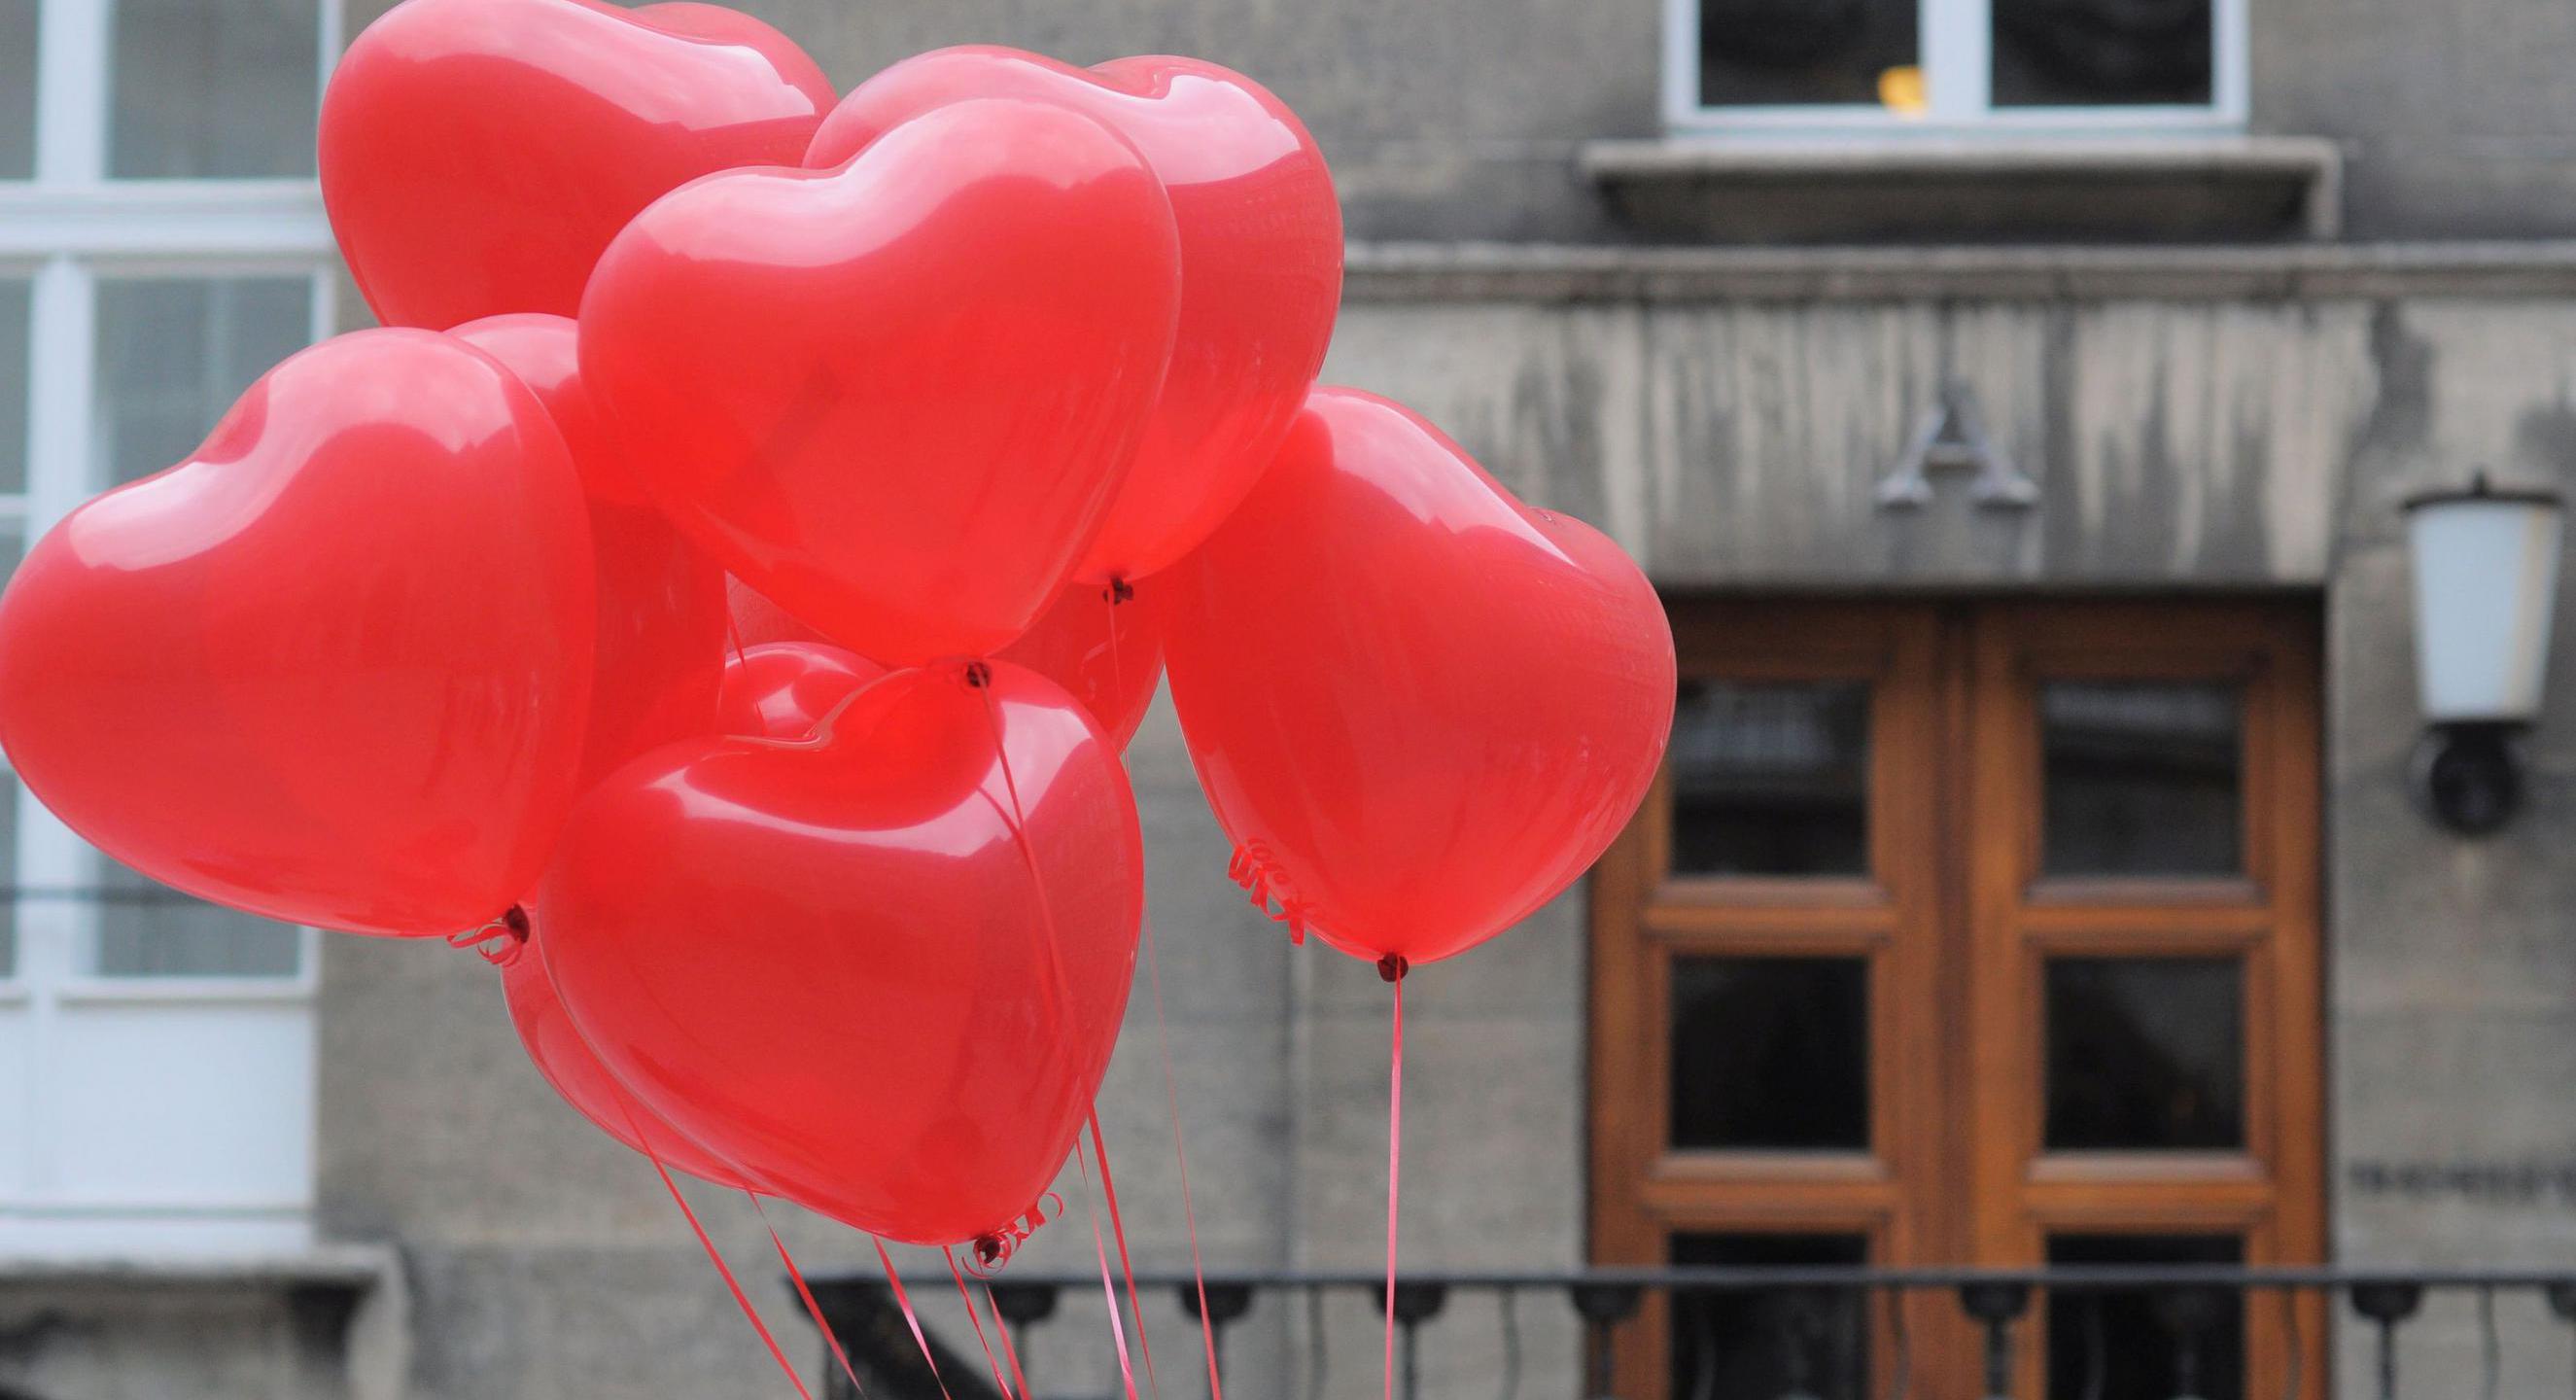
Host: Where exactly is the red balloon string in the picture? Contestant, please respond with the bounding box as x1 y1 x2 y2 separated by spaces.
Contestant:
723 605 751 670
749 1193 869 1398
1076 1130 1143 1400
873 1236 955 1400
1143 912 1227 1400
1102 580 1127 711
1083 1106 1163 1400
944 1245 1020 1400
610 1091 815 1400
967 666 1082 1042
985 1285 1034 1400
967 661 1138 1396
1380 958 1408 1400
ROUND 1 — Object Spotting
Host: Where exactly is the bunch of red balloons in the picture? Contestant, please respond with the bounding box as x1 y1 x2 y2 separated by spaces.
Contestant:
0 0 1674 1256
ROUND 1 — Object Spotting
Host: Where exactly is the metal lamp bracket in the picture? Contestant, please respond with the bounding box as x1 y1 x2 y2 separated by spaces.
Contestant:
1876 385 2038 510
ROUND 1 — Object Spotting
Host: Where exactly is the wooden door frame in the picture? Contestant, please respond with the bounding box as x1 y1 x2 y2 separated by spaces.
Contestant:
1589 600 1958 1393
1587 595 2325 1400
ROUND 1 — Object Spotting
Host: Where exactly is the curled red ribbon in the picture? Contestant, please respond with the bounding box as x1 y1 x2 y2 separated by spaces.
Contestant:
962 1191 1064 1278
446 903 531 966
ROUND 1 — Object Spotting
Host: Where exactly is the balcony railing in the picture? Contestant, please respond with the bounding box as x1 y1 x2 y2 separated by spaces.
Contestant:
798 1265 2576 1400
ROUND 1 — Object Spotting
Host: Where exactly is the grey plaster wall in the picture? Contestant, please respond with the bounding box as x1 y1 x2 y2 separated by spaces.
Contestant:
339 0 2576 244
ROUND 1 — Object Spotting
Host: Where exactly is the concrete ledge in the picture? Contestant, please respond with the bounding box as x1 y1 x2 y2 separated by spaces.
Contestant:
1580 135 2343 243
0 1243 396 1290
1342 238 2576 303
0 1245 407 1400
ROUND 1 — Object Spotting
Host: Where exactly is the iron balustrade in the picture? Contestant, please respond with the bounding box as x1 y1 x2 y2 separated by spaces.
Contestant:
797 1265 2576 1400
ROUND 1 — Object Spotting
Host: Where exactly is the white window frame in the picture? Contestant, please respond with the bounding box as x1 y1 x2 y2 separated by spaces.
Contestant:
1663 0 2249 135
0 0 339 1260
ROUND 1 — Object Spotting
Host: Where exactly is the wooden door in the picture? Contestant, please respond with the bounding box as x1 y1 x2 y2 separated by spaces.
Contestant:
1588 598 2323 1400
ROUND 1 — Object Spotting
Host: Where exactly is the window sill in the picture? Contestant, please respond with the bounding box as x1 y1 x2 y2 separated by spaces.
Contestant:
0 1244 404 1396
1580 134 2342 244
0 1242 391 1291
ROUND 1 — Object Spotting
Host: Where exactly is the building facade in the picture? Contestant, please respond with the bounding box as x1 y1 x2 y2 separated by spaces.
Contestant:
8 0 2576 1396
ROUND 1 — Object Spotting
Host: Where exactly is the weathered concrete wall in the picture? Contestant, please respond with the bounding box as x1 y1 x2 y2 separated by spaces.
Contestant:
337 0 2576 245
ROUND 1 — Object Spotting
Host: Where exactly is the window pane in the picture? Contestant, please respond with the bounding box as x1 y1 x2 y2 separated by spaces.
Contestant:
0 0 34 178
2046 1235 2244 1400
2045 958 2243 1150
1671 1233 1869 1400
2041 681 2243 877
1671 681 1870 877
0 275 19 977
111 0 320 178
1995 0 2214 108
0 774 17 978
1671 957 1869 1149
93 277 310 485
95 856 300 978
87 278 310 978
0 276 26 493
1698 0 1919 107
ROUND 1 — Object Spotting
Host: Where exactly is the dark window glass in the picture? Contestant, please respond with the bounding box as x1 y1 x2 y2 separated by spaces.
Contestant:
2045 958 2243 1150
1671 681 1869 877
1671 957 1868 1150
93 277 310 484
0 0 33 179
1671 1233 1870 1400
1994 0 2214 108
2046 1235 2244 1400
2041 682 2242 877
1697 0 1919 107
111 0 319 178
0 278 25 494
96 855 300 977
86 279 310 979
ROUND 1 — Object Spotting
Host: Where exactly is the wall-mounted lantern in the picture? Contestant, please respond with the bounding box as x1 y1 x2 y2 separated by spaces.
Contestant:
2405 472 2564 835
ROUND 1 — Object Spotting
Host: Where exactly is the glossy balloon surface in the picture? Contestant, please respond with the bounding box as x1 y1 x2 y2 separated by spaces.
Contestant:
1165 388 1674 965
579 98 1183 665
717 641 885 739
502 922 755 1188
454 314 725 792
321 0 834 329
540 661 1141 1244
727 576 1164 750
0 330 595 936
810 47 1342 582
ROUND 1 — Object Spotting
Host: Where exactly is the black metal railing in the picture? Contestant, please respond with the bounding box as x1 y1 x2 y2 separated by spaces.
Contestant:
797 1264 2576 1400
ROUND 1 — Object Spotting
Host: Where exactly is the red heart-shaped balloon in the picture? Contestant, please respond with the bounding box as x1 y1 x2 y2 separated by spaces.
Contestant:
717 641 885 740
810 47 1342 583
540 660 1140 1244
321 0 834 330
580 97 1183 665
501 922 756 1190
0 330 596 936
727 575 1166 750
453 314 726 793
1166 388 1675 966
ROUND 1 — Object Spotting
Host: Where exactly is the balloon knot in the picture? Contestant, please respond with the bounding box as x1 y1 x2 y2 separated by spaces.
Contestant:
448 903 531 967
961 660 992 689
1376 953 1410 983
1105 577 1134 606
962 1192 1061 1278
